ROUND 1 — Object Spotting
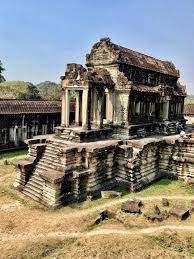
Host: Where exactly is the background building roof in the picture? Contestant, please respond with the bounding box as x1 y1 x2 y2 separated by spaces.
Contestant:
0 100 61 115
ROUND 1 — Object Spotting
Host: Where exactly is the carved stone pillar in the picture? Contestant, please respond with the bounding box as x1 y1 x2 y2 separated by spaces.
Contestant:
135 101 141 114
97 93 104 129
107 90 113 123
65 88 69 127
82 88 91 130
61 90 66 127
75 91 80 126
163 101 169 120
92 89 98 125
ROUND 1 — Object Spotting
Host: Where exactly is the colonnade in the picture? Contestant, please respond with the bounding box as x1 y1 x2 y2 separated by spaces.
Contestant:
61 87 114 130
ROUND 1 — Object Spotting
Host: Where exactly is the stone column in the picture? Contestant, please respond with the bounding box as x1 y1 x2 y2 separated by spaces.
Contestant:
163 101 169 120
99 93 104 129
135 101 140 114
92 89 98 125
65 88 69 127
82 88 91 130
61 90 66 127
106 90 113 123
75 91 80 126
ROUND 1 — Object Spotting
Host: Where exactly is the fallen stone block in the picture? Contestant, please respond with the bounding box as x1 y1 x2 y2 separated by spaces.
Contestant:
101 190 122 199
144 211 169 222
170 207 190 220
121 199 142 214
162 198 169 207
94 210 117 224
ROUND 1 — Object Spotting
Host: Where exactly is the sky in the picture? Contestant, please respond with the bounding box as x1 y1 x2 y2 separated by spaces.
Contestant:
0 0 194 94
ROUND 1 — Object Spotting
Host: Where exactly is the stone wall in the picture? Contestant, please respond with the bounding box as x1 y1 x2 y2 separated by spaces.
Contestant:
14 133 194 208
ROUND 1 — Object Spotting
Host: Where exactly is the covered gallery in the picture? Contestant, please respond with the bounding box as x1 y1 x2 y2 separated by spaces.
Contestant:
0 100 61 151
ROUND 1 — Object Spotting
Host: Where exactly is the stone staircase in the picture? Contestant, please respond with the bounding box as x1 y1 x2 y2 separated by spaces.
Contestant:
22 137 68 202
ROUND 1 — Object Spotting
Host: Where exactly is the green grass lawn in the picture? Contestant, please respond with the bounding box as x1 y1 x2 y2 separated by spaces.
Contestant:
136 178 194 196
114 178 194 197
0 149 28 165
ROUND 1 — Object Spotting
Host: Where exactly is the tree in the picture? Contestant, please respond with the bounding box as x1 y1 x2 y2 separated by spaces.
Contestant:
0 60 5 83
37 81 61 101
0 81 40 100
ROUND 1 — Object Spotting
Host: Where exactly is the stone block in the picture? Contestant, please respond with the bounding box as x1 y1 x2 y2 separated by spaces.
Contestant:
170 207 190 220
101 190 122 199
121 199 142 214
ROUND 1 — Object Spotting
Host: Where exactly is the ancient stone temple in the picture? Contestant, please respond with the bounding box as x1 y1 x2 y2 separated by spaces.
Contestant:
14 38 193 208
59 37 186 139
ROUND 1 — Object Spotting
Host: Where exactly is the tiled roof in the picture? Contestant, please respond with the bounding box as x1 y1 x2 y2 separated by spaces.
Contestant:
87 38 180 77
0 100 61 115
184 104 194 115
116 44 180 77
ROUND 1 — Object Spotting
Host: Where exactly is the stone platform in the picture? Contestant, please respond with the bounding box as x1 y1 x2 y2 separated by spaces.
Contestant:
55 126 113 142
13 132 194 208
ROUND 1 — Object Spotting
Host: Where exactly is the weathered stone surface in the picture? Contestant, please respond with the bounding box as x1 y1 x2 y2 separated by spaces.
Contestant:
170 207 190 220
121 199 142 214
144 210 169 222
101 191 122 199
39 170 64 184
94 210 117 224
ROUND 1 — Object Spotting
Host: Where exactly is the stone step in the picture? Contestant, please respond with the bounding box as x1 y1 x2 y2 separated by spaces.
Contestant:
31 175 45 185
38 159 62 169
23 183 43 199
22 188 42 202
42 152 57 160
25 180 43 192
36 163 63 172
41 155 60 164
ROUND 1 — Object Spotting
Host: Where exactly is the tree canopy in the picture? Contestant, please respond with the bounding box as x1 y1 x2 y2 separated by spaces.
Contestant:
37 81 61 101
0 60 5 83
0 81 40 100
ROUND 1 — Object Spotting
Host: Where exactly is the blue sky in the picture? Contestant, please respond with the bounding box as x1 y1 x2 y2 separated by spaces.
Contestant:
0 0 193 94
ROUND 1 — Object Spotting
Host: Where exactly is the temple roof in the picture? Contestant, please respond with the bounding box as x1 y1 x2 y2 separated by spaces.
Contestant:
86 38 180 77
0 100 61 115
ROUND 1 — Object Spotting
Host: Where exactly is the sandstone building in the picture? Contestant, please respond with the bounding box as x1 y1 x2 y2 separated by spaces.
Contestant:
14 38 193 208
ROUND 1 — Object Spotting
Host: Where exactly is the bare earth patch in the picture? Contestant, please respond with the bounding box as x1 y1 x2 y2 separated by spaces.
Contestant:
1 152 194 258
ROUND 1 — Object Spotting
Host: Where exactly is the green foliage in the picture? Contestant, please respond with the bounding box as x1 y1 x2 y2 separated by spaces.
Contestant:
0 60 5 83
37 81 61 101
0 81 40 100
0 150 27 165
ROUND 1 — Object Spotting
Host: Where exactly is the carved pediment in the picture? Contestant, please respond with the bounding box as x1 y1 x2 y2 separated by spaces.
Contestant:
86 38 119 66
61 63 87 88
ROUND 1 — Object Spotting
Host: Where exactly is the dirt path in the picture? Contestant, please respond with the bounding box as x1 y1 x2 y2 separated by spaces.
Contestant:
64 195 194 218
1 225 194 241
